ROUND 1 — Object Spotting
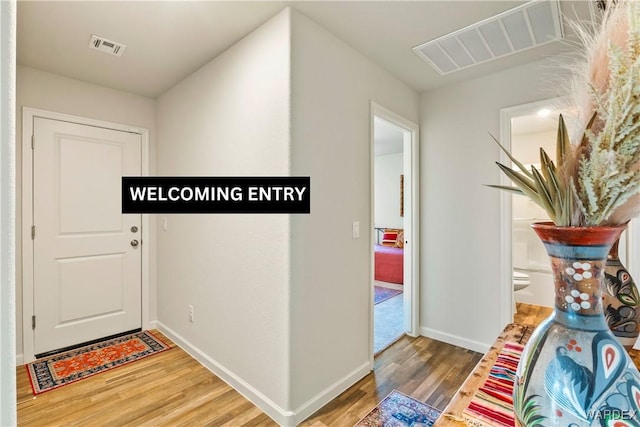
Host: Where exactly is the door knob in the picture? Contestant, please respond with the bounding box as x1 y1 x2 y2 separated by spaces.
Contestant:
131 239 139 247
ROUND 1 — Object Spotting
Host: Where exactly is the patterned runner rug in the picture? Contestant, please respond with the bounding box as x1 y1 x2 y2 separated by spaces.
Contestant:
355 390 441 426
26 330 170 395
462 341 524 427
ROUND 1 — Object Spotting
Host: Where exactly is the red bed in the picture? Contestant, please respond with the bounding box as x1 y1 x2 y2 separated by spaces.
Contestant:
374 244 404 284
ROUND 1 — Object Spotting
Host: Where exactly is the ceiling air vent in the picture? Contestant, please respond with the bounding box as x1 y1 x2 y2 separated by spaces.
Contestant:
88 34 126 57
413 0 564 75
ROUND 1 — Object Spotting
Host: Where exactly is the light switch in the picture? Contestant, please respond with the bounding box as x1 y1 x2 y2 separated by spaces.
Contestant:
352 221 360 239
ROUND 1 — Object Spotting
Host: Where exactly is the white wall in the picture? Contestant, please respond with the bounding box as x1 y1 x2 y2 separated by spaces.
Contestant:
511 129 555 163
420 58 568 352
374 153 404 230
289 9 419 419
155 9 419 423
155 9 292 422
1 0 17 424
14 9 418 424
512 129 555 307
15 66 157 360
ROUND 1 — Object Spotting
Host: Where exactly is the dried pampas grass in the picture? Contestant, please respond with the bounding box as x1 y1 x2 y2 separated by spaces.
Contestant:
570 0 640 225
492 0 640 227
567 1 630 138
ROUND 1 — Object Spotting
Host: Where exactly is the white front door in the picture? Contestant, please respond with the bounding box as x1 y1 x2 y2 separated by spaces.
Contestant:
33 117 142 355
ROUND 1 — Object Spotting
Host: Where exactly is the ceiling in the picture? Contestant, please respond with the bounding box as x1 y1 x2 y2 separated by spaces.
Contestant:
17 1 594 98
512 103 580 135
512 111 559 136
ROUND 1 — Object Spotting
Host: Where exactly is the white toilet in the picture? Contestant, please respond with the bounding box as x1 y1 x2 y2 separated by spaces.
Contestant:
514 271 531 292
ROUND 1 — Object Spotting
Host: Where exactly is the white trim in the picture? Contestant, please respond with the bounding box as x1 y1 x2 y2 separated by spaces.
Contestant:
15 354 23 366
21 107 150 363
498 98 558 327
368 108 376 369
156 321 370 427
156 322 295 426
370 102 420 362
499 106 514 327
291 361 370 425
419 326 489 354
0 1 17 424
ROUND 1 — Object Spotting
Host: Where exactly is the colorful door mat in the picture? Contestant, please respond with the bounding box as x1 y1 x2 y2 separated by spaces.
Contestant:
355 390 441 426
26 330 170 395
375 286 403 305
462 342 524 427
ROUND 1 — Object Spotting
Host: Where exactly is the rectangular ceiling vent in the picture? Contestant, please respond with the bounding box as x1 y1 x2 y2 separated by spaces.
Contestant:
413 0 564 75
89 34 126 57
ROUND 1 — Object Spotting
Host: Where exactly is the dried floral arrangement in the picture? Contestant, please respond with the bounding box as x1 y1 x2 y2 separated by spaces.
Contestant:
490 0 639 227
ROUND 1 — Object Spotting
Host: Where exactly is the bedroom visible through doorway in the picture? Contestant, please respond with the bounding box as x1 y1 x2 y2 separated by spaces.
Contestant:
371 105 419 355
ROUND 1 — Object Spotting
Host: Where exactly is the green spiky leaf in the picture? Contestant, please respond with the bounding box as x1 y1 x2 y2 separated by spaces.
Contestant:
490 133 534 179
484 184 525 195
531 165 556 222
557 114 571 167
540 148 561 200
495 163 539 201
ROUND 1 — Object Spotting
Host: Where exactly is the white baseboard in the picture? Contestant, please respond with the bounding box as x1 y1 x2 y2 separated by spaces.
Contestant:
156 321 371 426
291 361 371 425
16 354 23 366
147 320 158 330
419 326 489 354
155 321 296 426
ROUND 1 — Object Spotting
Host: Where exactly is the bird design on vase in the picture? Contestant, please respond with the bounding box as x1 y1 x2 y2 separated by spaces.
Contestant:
543 332 640 425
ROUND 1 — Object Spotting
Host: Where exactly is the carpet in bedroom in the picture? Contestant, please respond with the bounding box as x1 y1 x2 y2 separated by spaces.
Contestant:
374 293 404 354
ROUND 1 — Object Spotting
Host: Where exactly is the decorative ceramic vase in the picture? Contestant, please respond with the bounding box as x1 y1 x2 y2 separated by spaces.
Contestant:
514 223 640 427
603 238 640 347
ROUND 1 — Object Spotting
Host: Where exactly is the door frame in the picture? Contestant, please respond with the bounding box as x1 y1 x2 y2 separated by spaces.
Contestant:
498 100 640 325
21 107 150 363
369 102 420 364
1 0 17 423
497 99 553 327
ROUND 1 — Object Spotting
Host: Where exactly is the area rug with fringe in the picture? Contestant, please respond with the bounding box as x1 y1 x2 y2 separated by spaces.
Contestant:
375 286 403 305
355 390 441 426
26 330 170 395
462 341 524 427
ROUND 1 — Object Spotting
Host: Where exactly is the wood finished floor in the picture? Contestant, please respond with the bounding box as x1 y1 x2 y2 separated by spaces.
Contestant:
16 306 552 427
513 302 552 326
17 331 274 427
301 336 481 426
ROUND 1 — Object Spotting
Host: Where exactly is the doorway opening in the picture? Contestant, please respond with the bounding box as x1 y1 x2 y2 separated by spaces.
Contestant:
370 103 419 358
499 100 640 325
